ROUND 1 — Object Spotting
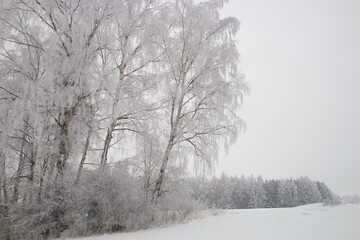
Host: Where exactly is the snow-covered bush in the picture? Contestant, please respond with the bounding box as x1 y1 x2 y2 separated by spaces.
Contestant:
342 194 360 204
4 170 203 240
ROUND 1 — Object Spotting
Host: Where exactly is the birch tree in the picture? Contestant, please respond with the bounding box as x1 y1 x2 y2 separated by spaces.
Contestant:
96 0 164 172
152 0 247 201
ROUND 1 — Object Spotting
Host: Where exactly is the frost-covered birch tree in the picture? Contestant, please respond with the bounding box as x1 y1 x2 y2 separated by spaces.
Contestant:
152 0 247 201
95 0 164 172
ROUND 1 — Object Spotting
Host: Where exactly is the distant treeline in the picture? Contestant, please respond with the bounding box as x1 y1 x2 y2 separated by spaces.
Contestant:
342 194 360 204
191 175 334 209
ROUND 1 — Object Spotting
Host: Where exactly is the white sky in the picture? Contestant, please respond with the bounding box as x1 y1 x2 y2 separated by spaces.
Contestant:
216 0 360 196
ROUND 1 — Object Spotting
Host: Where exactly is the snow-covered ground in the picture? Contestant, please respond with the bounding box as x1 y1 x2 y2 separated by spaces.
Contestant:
68 204 360 240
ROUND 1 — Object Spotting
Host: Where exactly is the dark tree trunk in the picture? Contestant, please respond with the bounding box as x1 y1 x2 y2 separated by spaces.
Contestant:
27 140 37 204
99 125 114 172
75 128 91 184
12 134 26 204
37 157 48 203
0 151 8 205
56 109 71 179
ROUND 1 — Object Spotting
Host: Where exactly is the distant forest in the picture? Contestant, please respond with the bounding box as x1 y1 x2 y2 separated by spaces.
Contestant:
191 175 334 209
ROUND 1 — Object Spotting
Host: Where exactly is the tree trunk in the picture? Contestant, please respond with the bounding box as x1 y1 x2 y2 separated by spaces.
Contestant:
56 109 71 179
57 126 69 178
152 91 184 203
99 125 114 172
12 134 26 204
143 159 150 202
152 136 175 203
27 140 36 204
0 151 8 205
0 203 10 240
37 157 48 203
75 128 91 184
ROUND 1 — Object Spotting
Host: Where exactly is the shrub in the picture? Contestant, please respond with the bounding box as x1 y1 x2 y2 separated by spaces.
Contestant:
3 169 204 240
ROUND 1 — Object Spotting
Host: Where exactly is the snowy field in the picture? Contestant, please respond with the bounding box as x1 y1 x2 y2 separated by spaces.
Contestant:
68 204 360 240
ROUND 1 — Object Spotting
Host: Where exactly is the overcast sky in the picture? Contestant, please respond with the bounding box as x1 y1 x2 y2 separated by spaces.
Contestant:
216 0 360 196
